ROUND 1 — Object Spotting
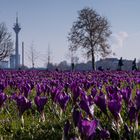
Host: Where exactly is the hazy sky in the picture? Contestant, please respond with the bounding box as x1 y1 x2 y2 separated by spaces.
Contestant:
0 0 140 67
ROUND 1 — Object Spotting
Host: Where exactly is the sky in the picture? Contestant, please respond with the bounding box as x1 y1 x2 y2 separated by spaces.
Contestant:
0 0 140 67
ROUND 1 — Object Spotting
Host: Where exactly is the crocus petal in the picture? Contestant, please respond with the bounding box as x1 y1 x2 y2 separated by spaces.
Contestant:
108 99 122 120
73 107 81 127
100 129 110 139
79 119 98 138
128 106 137 123
94 94 107 114
0 92 7 107
34 96 47 113
16 95 32 116
135 90 140 110
57 93 70 111
79 100 91 116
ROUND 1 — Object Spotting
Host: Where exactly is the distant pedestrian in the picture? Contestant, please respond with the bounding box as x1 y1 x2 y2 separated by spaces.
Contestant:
132 58 137 70
71 62 74 71
107 67 110 70
55 68 59 72
118 57 123 70
98 66 104 71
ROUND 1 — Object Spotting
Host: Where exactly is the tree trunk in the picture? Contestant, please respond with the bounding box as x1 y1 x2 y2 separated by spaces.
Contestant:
91 49 96 70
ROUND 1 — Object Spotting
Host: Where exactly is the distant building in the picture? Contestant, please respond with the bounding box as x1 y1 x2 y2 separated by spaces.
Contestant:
10 55 15 68
10 54 20 69
96 58 118 70
0 61 8 69
96 58 134 70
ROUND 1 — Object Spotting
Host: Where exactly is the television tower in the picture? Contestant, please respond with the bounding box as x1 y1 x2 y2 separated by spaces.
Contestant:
13 15 21 69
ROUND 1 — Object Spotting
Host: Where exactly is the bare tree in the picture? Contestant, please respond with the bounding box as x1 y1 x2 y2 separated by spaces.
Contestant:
68 7 112 70
0 23 13 61
28 43 39 68
42 45 52 69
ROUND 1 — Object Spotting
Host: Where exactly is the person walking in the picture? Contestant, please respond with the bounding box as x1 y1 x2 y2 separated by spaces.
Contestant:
118 57 123 70
132 58 137 70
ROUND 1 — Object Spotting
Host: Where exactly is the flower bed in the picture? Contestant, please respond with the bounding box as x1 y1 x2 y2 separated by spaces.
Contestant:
0 70 140 139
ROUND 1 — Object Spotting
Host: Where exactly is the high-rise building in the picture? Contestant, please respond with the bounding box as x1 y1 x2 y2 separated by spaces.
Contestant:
10 54 20 69
0 61 8 69
13 15 21 69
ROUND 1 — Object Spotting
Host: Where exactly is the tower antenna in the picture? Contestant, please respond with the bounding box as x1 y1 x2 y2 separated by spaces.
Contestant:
16 12 18 23
47 44 50 68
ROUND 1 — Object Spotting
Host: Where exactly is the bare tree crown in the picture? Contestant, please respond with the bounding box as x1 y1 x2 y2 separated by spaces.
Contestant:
0 23 13 61
68 7 112 70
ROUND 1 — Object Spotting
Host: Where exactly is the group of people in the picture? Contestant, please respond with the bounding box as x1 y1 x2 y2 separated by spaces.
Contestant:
118 57 138 71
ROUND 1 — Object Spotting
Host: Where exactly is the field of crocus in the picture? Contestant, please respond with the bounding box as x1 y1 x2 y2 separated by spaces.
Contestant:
0 70 140 139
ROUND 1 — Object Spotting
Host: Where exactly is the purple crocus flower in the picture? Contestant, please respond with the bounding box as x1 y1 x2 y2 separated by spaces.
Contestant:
80 90 88 102
71 86 81 103
128 105 137 123
36 84 42 96
83 80 91 90
34 96 47 113
16 95 32 117
135 90 140 111
91 88 97 98
108 99 122 120
57 92 70 111
108 92 122 102
106 86 118 95
73 107 81 127
0 84 4 92
23 87 30 98
100 129 110 139
50 87 60 102
0 92 7 107
79 119 98 138
79 100 91 116
121 87 132 104
20 84 31 98
94 93 107 115
64 120 70 137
